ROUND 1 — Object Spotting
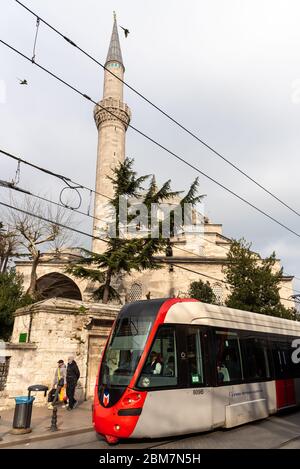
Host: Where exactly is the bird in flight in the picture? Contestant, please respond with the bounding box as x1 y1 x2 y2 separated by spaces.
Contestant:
17 78 28 85
120 26 129 38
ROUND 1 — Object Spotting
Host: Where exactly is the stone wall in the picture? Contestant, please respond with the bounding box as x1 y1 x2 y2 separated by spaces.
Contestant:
0 299 120 410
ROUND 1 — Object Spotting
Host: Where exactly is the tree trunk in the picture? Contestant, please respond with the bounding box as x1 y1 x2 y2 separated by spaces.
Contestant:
102 268 112 304
27 251 41 297
2 255 9 273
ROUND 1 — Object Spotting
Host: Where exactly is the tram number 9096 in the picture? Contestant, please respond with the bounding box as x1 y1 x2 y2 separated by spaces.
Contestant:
193 389 204 395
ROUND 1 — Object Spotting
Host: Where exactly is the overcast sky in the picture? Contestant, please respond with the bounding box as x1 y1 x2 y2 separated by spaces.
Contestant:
1 0 300 292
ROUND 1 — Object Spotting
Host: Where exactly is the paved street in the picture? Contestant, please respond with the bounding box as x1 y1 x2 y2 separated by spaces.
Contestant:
5 409 300 449
0 399 92 448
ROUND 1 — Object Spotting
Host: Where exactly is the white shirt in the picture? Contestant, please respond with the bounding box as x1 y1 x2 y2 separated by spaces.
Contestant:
152 361 162 375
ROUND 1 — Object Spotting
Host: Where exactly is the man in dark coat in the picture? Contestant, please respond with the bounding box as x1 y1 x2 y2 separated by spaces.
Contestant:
66 356 80 410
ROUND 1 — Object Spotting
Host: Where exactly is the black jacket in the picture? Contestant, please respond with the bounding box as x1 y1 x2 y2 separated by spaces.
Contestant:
67 361 80 383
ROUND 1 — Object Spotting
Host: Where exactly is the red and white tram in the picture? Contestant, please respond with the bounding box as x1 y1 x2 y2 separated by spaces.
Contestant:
92 298 300 444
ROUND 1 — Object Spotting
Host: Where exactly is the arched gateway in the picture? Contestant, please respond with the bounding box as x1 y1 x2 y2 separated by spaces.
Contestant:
36 272 82 300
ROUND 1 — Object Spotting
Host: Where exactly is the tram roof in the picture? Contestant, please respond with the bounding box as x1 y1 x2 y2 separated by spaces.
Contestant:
164 300 300 336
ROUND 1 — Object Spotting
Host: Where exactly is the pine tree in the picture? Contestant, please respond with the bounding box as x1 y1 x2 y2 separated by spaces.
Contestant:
67 159 203 303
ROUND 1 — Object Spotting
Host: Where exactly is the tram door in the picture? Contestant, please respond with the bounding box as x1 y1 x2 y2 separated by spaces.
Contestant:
273 341 296 409
179 326 213 431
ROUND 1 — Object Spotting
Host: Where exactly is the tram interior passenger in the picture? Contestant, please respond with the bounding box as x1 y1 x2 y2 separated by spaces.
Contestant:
106 350 119 375
216 331 243 384
165 356 175 376
138 327 178 387
217 362 230 383
114 350 133 374
144 351 163 375
224 350 241 379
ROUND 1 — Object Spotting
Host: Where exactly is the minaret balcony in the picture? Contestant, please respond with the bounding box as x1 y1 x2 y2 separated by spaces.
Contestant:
94 98 131 130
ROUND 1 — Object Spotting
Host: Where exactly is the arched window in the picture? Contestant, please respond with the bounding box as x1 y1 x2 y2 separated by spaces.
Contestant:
212 283 223 304
128 283 143 302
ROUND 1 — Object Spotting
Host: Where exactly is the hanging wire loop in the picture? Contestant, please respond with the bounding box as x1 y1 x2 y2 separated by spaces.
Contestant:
31 17 40 63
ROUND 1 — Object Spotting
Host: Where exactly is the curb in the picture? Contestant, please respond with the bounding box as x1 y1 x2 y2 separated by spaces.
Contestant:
0 426 94 448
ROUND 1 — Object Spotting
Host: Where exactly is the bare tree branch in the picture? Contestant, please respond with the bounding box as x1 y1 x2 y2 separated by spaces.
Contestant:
7 195 75 297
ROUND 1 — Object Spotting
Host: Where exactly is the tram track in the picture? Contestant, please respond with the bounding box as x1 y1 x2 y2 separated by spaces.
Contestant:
8 409 300 449
59 435 180 450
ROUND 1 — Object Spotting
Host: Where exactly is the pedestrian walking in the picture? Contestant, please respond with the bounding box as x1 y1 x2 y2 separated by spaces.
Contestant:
66 356 80 410
48 359 66 409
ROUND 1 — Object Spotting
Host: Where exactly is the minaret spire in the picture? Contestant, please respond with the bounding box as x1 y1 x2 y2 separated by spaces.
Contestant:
105 11 124 70
92 13 131 252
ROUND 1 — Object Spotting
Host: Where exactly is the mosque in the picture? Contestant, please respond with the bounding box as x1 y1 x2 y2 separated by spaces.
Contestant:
0 15 294 408
15 14 294 306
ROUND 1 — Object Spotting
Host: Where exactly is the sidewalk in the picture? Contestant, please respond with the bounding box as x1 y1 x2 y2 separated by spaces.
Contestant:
0 399 93 448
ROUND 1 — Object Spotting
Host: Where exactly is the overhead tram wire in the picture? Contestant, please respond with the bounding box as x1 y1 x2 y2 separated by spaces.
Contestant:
175 241 300 288
1 41 300 242
0 201 108 244
169 262 296 305
1 148 298 286
2 148 300 293
176 239 300 291
0 179 109 225
286 274 300 283
1 179 298 298
3 190 295 304
173 243 300 296
14 0 300 220
2 186 298 298
0 148 112 202
2 172 299 295
12 2 300 292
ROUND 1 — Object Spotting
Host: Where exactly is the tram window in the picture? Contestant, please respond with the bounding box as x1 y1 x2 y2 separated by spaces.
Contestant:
215 330 243 384
273 337 300 379
271 339 292 379
100 315 154 386
137 327 178 389
243 337 270 380
186 328 204 386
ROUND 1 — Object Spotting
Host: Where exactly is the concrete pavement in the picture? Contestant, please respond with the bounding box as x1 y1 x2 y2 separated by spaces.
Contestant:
0 399 93 448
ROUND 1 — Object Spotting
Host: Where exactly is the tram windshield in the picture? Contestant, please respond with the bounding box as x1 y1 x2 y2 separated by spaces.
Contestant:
100 315 154 387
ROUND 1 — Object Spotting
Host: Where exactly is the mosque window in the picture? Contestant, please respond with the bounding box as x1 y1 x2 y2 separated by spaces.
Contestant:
128 283 143 302
213 283 223 304
198 245 205 256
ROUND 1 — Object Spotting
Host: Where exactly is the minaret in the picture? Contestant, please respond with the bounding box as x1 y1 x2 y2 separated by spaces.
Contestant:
92 12 131 252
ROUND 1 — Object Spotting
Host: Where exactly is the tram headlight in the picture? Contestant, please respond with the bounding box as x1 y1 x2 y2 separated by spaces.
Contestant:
114 425 121 432
122 392 142 406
